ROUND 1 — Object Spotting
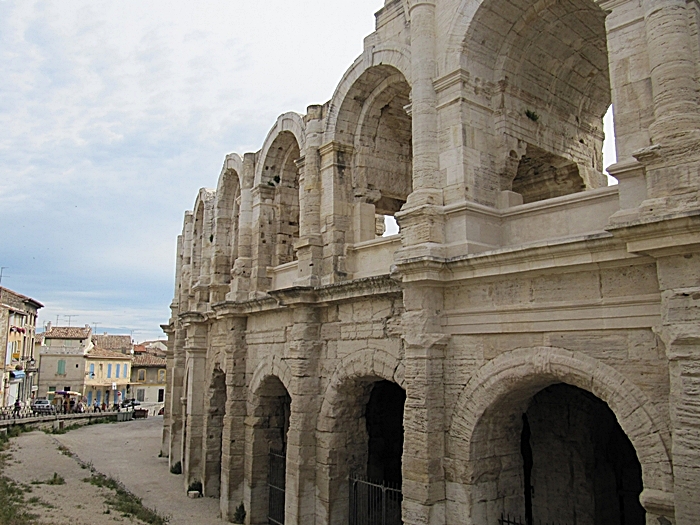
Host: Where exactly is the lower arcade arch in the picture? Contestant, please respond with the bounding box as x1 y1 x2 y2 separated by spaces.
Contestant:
202 368 227 498
246 375 291 525
317 376 406 525
447 348 674 524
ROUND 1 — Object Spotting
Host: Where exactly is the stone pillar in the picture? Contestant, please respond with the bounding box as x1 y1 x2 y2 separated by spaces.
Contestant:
319 142 353 285
182 318 208 491
220 315 248 520
397 0 444 253
160 323 175 457
284 304 322 525
249 184 277 296
656 249 700 525
229 153 256 301
643 0 700 144
401 284 447 525
167 321 187 466
295 105 324 287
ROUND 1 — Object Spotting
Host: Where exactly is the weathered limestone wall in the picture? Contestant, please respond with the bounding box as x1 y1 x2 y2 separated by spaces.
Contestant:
161 0 700 523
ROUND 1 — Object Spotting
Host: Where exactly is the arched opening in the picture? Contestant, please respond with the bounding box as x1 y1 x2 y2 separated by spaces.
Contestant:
470 383 644 525
335 65 412 241
203 368 227 498
262 131 301 267
321 378 406 525
462 0 611 206
211 169 241 301
247 376 291 525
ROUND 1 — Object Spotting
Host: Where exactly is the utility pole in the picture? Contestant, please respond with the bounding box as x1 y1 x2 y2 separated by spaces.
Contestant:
64 315 77 327
0 267 7 286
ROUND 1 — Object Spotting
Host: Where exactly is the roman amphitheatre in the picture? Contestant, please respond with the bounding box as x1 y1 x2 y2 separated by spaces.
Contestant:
162 1 700 524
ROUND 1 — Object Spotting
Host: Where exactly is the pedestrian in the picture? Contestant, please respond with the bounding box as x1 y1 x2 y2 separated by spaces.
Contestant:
101 401 106 412
93 400 100 412
12 399 21 417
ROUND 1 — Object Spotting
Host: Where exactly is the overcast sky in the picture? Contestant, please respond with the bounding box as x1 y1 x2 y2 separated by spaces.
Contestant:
0 1 616 342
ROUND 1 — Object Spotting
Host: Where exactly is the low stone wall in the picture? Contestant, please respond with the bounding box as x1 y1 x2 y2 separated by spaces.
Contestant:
0 410 132 434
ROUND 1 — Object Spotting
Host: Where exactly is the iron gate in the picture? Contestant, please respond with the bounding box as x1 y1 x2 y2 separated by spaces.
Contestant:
268 448 285 525
349 474 402 525
498 513 569 525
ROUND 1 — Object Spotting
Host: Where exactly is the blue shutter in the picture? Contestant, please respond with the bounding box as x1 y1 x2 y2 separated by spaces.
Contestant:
107 364 112 378
116 364 120 378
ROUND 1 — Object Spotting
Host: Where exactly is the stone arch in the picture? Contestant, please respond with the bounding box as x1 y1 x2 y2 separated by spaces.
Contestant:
441 0 610 205
446 347 673 522
324 44 412 144
316 349 405 525
190 188 216 292
211 154 243 299
246 356 293 525
254 113 305 187
248 355 293 404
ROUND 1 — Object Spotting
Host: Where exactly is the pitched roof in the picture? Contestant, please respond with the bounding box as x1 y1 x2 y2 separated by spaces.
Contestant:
91 334 132 353
45 326 91 340
88 347 130 360
0 287 43 309
132 354 166 367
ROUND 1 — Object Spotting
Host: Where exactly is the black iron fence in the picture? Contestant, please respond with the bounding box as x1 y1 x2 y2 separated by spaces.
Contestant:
349 474 402 525
499 513 569 525
268 448 286 525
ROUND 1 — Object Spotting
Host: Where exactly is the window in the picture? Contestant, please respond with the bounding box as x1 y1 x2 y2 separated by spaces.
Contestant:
158 389 164 403
158 369 166 383
89 363 95 378
137 369 146 382
136 389 145 402
124 365 129 378
107 364 112 378
57 360 66 375
116 364 121 378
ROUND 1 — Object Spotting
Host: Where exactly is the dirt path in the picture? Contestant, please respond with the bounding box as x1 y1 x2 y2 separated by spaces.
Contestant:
2 417 226 525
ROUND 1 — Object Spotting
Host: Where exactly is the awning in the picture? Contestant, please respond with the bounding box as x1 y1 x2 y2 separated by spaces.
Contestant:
9 370 25 380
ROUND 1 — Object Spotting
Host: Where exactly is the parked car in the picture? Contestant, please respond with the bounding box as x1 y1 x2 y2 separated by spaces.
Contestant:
121 398 141 409
31 398 56 415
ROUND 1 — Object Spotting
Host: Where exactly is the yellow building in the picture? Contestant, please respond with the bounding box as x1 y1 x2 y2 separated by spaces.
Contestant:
83 347 131 408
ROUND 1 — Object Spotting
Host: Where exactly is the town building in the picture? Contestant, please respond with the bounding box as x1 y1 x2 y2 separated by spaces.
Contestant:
0 287 42 406
130 353 167 405
91 333 133 355
162 1 700 524
37 325 93 402
84 347 132 407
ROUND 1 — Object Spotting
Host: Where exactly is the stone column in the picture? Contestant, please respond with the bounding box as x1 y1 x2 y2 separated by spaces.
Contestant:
161 323 175 457
219 315 248 520
229 153 256 301
656 249 700 525
295 105 324 288
284 304 322 525
182 318 208 491
397 0 444 252
166 321 187 466
249 184 276 296
401 284 447 525
643 0 700 144
319 142 353 285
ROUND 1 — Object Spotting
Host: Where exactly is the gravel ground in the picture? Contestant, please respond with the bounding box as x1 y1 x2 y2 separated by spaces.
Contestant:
3 417 226 525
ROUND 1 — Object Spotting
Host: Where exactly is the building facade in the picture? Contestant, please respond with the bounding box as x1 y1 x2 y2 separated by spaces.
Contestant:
0 287 42 406
84 347 132 407
163 1 700 524
131 353 166 405
37 325 93 401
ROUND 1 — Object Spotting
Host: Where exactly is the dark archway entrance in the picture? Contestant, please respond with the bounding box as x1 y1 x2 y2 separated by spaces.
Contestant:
350 380 406 525
203 368 227 498
247 376 290 525
520 384 644 525
471 382 645 525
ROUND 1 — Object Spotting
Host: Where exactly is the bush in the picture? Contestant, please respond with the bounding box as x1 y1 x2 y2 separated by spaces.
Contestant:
232 503 246 524
187 480 202 494
169 461 182 475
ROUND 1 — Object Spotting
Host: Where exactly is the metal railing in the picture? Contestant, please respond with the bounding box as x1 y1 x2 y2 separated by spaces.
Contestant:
268 448 286 525
499 513 569 525
349 474 402 525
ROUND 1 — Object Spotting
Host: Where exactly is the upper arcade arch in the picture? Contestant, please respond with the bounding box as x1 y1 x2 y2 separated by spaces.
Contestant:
447 347 673 496
323 44 412 144
254 112 305 188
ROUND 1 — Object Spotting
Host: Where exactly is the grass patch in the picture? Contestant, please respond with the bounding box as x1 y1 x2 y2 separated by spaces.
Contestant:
83 472 169 525
0 426 40 524
31 473 65 486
